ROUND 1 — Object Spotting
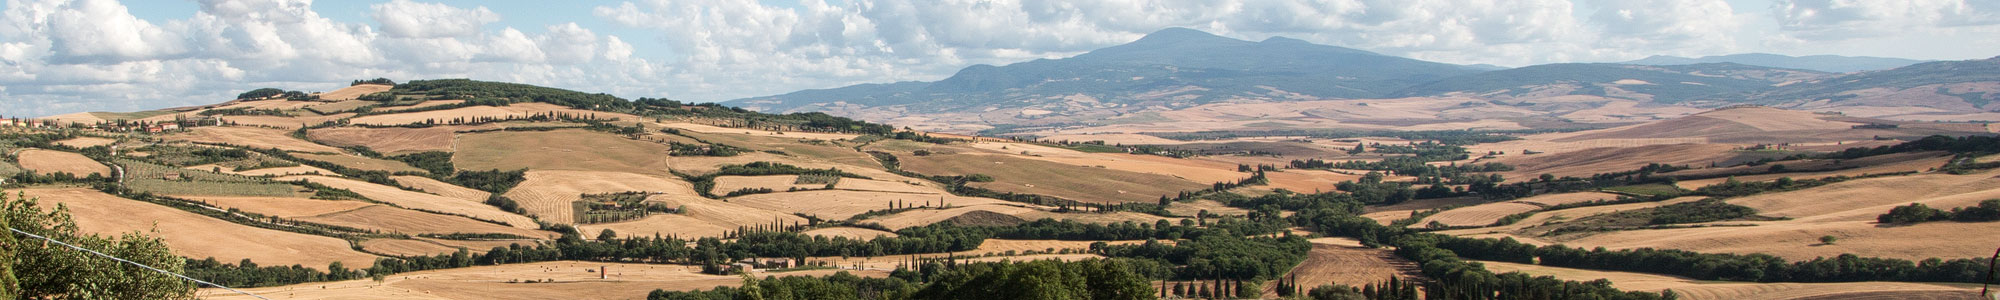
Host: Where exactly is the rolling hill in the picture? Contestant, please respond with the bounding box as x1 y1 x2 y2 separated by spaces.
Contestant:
1623 53 1928 73
1389 63 1828 103
731 27 1486 116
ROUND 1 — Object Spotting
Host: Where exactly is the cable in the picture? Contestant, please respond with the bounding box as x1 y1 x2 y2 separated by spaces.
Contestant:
7 227 270 300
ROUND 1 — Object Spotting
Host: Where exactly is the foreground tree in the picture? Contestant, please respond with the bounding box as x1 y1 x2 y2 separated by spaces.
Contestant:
2 189 195 299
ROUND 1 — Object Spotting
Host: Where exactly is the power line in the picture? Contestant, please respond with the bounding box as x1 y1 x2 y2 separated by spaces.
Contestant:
7 227 270 300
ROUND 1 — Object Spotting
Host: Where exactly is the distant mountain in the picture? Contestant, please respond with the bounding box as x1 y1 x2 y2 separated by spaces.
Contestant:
1623 53 1926 73
1390 63 1828 103
731 28 1486 116
1739 56 2000 111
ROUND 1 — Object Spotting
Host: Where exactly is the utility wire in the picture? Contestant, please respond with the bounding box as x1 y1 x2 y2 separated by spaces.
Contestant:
7 227 270 300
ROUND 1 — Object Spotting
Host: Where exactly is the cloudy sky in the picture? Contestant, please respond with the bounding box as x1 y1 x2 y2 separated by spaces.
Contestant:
3 0 1997 117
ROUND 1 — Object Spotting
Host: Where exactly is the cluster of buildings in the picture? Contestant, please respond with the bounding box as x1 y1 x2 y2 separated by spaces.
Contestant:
0 115 207 133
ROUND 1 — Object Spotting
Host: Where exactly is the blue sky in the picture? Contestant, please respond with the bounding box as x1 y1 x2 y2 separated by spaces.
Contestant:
4 0 1997 117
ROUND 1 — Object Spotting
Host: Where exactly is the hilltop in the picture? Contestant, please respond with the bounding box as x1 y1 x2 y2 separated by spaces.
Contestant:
1622 53 1928 73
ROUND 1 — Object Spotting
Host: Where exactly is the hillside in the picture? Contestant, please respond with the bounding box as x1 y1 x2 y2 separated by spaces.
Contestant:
9 79 1999 300
1623 53 1928 73
731 27 1484 118
1390 63 1827 103
1739 56 2000 115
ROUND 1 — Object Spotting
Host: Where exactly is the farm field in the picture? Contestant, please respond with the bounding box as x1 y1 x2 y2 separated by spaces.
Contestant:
502 170 695 224
394 175 492 202
53 136 116 148
315 84 393 100
1478 260 1978 300
346 102 614 126
189 164 337 177
727 189 1023 220
202 261 885 300
294 205 553 238
454 129 672 175
292 152 426 173
305 124 494 154
629 195 809 238
1262 237 1421 298
1673 153 1953 189
165 126 343 153
900 153 1208 204
19 188 379 270
216 113 354 129
282 175 539 228
178 195 374 218
16 149 108 176
801 227 899 241
359 238 466 257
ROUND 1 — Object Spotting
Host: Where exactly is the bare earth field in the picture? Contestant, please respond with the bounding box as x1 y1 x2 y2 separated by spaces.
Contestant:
16 149 109 176
1478 260 1979 300
21 188 379 270
503 170 696 225
1263 237 1421 298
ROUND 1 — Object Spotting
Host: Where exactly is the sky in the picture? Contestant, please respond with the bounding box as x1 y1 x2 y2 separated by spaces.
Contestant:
2 0 1997 117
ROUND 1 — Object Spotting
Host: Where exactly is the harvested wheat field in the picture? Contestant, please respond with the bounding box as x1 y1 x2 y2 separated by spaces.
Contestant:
306 124 502 154
1419 202 1542 227
178 195 373 218
188 164 337 177
1165 199 1250 217
292 152 426 174
729 190 1023 220
1413 192 1618 228
296 205 553 238
635 195 808 237
19 188 378 270
282 175 538 229
1263 237 1421 298
1490 143 1742 180
1436 197 1704 238
833 178 942 194
802 227 900 241
216 113 355 130
711 175 823 193
1478 260 1978 300
347 103 611 126
667 152 909 181
394 175 492 202
361 238 467 257
502 170 695 224
576 214 734 240
202 261 886 300
167 126 343 153
53 136 116 148
455 129 671 175
650 121 861 141
16 149 108 176
1674 153 1953 189
316 84 393 100
900 153 1207 204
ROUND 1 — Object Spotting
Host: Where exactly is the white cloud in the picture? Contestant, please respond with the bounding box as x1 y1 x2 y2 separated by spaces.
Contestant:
1774 0 2000 40
370 0 499 38
2 0 1996 118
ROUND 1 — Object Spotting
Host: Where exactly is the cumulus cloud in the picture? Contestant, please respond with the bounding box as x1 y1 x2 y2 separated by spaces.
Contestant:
3 0 1997 118
370 0 499 38
1774 0 2000 40
0 0 650 117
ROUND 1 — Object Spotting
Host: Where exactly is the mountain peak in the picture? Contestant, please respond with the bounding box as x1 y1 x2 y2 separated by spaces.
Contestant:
1132 27 1232 44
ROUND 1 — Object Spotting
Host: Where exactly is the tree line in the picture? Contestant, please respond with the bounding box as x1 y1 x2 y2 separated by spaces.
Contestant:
1879 199 2000 224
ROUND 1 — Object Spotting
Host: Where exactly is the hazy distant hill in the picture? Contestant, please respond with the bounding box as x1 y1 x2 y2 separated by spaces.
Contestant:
1624 53 1926 73
1390 63 1828 103
731 28 1485 115
1739 56 2000 111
